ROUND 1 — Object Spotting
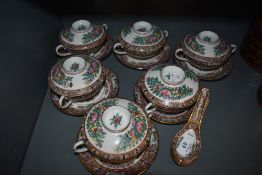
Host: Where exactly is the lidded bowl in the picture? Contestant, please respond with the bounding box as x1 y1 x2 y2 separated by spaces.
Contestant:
48 55 106 108
113 21 168 59
73 98 153 163
175 31 236 69
56 20 108 56
140 64 200 113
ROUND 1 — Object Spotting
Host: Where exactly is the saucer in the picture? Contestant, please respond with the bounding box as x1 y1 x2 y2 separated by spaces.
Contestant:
115 43 171 70
51 67 119 115
91 35 114 61
134 77 193 124
174 57 233 81
77 124 159 175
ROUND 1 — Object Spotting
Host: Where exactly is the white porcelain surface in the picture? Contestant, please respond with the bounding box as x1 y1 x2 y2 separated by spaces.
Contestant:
144 65 199 103
84 98 149 154
60 20 105 46
185 61 223 76
50 56 102 91
184 31 231 58
176 129 196 158
121 21 165 46
102 106 131 132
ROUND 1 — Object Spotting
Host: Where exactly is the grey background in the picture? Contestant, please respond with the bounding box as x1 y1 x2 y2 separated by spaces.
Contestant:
0 0 261 175
21 16 262 175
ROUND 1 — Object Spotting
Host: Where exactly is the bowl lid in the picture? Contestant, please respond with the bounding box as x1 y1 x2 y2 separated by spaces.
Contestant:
48 55 105 97
120 21 165 46
84 98 149 156
142 64 199 109
183 31 230 58
59 20 106 48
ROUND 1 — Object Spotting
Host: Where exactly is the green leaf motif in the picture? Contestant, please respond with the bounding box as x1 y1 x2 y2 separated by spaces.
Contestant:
146 77 193 100
82 59 100 84
86 99 118 148
82 24 103 44
114 102 147 153
185 34 205 55
52 64 73 88
62 29 74 42
214 40 228 57
122 27 131 37
132 27 162 45
185 71 197 82
151 64 165 71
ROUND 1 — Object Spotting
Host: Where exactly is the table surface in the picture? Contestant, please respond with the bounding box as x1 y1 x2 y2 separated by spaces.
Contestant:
20 17 262 175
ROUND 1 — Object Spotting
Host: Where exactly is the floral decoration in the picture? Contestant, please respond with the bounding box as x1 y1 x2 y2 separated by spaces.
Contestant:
82 24 103 44
146 77 193 100
113 102 147 153
52 64 73 88
185 34 205 55
86 99 118 148
214 40 228 57
82 59 100 85
110 113 122 129
132 27 162 45
61 28 74 42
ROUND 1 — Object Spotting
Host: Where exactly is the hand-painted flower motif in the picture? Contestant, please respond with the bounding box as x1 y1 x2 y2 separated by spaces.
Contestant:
82 59 100 84
70 62 79 72
146 77 193 100
185 34 205 55
78 24 87 31
82 24 103 44
114 102 147 152
203 36 211 42
86 99 118 148
214 40 228 57
110 113 122 129
52 64 73 88
90 112 98 123
122 27 131 37
185 71 197 82
62 29 74 42
132 27 162 45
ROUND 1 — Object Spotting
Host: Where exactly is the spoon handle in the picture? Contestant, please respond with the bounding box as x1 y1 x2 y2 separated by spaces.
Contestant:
188 88 210 127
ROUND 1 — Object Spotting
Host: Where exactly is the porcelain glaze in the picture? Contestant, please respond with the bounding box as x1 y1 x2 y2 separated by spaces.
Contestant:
141 64 199 112
60 20 106 47
48 55 105 98
74 98 153 163
114 21 168 59
175 31 236 68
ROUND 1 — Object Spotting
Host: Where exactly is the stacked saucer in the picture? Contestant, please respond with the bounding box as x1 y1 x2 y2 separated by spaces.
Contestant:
135 64 200 124
73 98 159 175
114 21 171 70
48 55 119 116
56 19 114 60
174 31 237 80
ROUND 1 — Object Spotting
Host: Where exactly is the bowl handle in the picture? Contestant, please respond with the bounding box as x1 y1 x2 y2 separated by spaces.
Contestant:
113 43 127 55
164 30 169 38
59 95 72 109
145 102 156 118
56 44 72 57
174 48 188 61
102 24 108 31
231 44 237 54
73 140 88 153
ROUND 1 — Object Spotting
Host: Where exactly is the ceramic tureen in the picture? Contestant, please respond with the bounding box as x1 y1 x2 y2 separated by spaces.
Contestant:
48 55 106 108
56 20 108 56
113 21 168 59
175 31 236 69
140 64 200 113
73 98 154 163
